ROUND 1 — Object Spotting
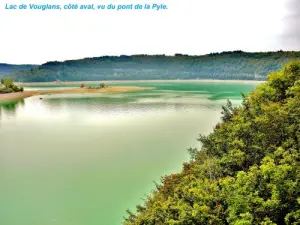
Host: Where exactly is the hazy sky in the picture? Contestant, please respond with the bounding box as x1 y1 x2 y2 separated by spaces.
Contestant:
0 0 299 64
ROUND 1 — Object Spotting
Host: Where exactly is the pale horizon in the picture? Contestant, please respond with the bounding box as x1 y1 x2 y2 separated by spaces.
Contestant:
0 0 299 64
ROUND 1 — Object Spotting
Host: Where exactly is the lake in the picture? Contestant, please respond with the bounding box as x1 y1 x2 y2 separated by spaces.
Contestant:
0 81 258 225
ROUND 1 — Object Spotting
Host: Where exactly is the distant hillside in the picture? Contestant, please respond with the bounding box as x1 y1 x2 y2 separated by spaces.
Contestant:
0 63 34 77
5 51 300 82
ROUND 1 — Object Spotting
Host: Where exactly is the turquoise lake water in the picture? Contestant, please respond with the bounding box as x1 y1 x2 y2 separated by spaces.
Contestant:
0 81 258 225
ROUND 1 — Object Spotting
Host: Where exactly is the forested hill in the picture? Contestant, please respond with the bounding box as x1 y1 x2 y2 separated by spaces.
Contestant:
6 51 300 82
0 63 34 76
124 61 300 224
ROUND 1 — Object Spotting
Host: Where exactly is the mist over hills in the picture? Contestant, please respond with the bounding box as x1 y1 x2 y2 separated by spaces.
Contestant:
0 63 35 77
2 51 300 82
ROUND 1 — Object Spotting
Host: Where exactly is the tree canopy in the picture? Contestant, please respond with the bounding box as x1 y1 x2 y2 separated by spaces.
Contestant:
124 61 300 225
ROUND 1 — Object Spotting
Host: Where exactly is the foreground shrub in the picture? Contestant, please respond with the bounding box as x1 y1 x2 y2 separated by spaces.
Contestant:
124 61 300 225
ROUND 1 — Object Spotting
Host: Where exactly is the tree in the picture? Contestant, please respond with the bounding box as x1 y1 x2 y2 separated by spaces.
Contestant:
3 78 13 88
124 61 300 225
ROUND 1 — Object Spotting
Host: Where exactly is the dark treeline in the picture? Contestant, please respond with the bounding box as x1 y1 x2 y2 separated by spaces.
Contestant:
5 51 300 82
124 61 300 224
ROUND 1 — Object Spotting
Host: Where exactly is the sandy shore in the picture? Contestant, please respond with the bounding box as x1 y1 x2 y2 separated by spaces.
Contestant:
0 86 146 102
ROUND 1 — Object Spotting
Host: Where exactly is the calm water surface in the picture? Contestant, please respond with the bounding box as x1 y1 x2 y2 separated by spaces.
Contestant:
0 81 257 225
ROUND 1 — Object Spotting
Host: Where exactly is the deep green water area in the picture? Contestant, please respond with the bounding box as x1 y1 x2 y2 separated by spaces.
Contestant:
0 81 257 225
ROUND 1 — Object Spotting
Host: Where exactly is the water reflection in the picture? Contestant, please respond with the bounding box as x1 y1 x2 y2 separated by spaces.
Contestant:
0 99 24 117
39 95 224 116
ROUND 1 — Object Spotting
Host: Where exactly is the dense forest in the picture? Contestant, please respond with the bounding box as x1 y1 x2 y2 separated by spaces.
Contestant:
0 63 34 76
5 51 300 82
124 61 300 224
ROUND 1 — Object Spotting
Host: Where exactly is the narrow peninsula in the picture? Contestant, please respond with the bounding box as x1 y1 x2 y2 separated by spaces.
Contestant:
0 79 146 102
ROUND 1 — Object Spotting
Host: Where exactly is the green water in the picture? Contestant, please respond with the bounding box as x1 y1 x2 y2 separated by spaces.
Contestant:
0 81 257 225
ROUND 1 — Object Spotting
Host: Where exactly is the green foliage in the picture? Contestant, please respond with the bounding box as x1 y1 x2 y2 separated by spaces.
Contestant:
0 78 24 93
6 88 13 93
85 83 107 89
0 84 5 91
124 61 300 225
9 51 300 82
12 85 20 92
3 77 13 88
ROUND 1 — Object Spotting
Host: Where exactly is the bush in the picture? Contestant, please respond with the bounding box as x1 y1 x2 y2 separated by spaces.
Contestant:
6 88 13 93
0 85 6 92
12 85 20 92
0 78 24 93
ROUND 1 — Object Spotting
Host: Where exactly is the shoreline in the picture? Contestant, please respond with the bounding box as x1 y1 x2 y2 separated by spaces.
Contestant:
0 86 146 102
16 79 264 86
